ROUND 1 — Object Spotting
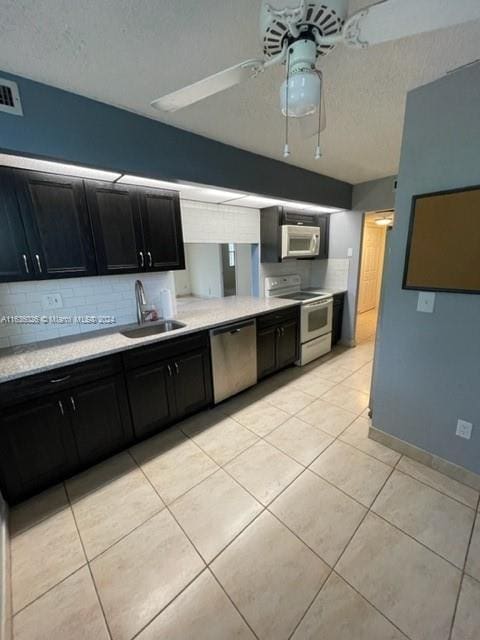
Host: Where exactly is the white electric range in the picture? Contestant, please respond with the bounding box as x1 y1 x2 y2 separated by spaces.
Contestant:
264 275 333 366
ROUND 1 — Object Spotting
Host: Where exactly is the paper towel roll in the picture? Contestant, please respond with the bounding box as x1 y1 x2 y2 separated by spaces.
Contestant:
160 288 177 319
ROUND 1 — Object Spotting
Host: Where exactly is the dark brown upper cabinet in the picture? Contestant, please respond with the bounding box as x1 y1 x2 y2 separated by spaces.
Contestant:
87 182 185 274
138 188 185 271
0 167 31 282
86 181 145 275
14 170 97 279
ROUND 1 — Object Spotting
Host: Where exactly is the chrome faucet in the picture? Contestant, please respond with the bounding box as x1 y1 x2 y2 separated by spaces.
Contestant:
135 279 149 325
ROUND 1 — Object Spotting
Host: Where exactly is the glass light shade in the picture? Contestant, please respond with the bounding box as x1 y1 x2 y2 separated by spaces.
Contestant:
280 71 321 118
375 216 393 226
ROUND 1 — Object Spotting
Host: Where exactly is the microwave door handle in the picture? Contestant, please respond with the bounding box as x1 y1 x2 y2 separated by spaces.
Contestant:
312 233 320 255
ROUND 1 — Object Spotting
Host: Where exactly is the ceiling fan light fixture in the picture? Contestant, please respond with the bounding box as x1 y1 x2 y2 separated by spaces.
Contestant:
374 215 393 226
280 69 321 118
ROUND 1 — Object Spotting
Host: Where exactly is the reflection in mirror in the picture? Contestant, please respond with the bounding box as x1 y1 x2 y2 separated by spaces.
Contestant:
174 243 257 298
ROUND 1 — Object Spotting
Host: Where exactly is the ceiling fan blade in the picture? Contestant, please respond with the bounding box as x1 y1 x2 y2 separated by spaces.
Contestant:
344 0 480 48
151 59 265 112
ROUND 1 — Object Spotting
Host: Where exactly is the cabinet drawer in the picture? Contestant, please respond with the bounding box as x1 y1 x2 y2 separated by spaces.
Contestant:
123 331 208 370
0 355 122 408
257 306 299 330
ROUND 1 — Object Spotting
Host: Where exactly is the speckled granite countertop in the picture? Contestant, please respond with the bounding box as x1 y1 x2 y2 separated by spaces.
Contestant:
0 296 300 384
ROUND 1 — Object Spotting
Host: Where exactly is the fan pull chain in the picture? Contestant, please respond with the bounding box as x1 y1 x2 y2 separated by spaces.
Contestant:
315 73 322 160
283 48 291 158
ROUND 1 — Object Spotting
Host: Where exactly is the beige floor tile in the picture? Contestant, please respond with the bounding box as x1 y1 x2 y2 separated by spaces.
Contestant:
340 417 401 466
264 386 315 415
91 510 204 640
372 471 475 568
287 373 336 398
270 470 366 565
309 361 353 383
225 441 303 506
181 409 258 465
9 484 67 536
310 441 391 507
321 384 370 416
137 569 255 640
397 457 478 509
451 575 480 640
297 399 357 437
66 452 164 559
11 489 85 613
211 511 329 640
465 515 480 581
228 400 290 437
342 363 373 394
170 469 263 562
336 513 462 640
292 572 408 640
218 387 267 415
265 417 334 466
130 427 218 504
13 567 109 640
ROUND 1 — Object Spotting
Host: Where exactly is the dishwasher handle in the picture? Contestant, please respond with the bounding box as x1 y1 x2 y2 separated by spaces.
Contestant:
210 319 255 337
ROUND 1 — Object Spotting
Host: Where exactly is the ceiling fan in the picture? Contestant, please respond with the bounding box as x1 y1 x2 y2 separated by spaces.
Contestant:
151 0 480 159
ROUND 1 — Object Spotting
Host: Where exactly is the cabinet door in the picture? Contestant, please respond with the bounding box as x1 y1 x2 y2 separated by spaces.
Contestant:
0 395 78 503
126 361 176 439
276 319 299 369
68 375 133 467
0 168 32 282
257 325 278 379
139 188 185 271
86 181 145 275
318 214 330 259
14 170 96 279
173 350 212 419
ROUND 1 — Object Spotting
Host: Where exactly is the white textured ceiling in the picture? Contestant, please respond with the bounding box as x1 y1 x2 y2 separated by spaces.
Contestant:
0 0 479 184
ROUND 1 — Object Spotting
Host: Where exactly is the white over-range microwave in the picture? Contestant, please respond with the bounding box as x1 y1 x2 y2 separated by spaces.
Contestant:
281 224 321 259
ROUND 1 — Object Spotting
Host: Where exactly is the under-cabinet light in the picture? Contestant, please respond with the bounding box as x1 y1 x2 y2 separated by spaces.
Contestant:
0 153 121 181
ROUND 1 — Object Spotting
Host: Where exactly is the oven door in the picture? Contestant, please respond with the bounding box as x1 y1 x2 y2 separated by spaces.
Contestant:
301 298 333 343
281 225 320 259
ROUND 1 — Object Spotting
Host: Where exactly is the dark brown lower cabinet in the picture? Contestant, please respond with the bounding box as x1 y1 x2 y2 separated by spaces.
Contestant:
69 375 133 466
126 345 212 438
257 307 300 379
127 362 176 439
0 395 78 503
0 372 133 504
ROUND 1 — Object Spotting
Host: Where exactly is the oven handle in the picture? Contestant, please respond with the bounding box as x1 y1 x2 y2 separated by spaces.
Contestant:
304 299 332 309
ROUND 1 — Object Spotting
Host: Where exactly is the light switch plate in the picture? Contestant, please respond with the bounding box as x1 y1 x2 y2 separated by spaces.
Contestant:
347 247 353 257
417 292 435 313
456 419 473 440
42 293 63 310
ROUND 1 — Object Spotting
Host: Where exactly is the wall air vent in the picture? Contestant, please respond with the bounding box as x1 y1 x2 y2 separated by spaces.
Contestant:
0 79 23 116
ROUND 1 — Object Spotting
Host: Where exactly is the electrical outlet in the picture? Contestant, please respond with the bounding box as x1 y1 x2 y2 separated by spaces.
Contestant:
42 293 63 310
417 292 435 313
456 419 473 440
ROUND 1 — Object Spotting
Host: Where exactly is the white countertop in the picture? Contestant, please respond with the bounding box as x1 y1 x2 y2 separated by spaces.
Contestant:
0 296 300 384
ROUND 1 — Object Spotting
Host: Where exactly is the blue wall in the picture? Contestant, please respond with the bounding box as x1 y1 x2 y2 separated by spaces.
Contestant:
372 62 480 474
0 71 351 209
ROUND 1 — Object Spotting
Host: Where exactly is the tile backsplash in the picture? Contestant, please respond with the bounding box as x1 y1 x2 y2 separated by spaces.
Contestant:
0 272 174 348
310 258 349 291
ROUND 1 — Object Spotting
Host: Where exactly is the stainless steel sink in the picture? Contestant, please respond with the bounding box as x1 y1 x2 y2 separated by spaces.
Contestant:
121 320 186 339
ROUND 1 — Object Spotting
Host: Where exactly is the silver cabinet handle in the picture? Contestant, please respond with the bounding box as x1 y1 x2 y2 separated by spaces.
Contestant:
174 362 179 375
70 396 76 411
147 251 153 268
58 400 65 416
50 375 71 384
167 364 173 377
139 251 144 268
35 254 43 273
21 254 29 274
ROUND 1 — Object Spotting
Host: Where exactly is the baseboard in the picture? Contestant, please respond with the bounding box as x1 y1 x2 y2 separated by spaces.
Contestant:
0 495 11 640
369 426 480 492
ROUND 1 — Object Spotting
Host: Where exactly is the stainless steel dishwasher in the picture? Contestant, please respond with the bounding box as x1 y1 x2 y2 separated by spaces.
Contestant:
210 319 257 404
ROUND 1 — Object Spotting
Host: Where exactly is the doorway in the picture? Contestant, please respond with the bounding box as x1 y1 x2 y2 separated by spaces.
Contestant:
356 211 392 343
